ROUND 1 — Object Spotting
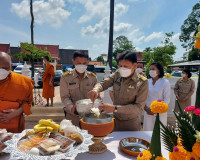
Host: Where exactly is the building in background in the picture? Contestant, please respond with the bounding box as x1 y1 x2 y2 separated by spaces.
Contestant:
58 49 88 65
0 44 10 55
169 60 200 71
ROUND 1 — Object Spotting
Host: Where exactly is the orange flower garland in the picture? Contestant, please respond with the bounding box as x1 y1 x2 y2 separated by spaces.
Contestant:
185 151 199 160
137 150 152 160
155 156 167 160
195 39 200 49
172 146 187 160
192 142 200 158
150 100 168 114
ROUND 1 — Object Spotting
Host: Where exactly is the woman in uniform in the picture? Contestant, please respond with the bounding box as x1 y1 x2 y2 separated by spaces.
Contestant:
174 69 195 112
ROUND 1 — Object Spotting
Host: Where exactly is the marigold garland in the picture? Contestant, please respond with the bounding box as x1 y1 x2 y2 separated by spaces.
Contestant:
185 151 199 160
155 156 167 160
150 100 168 114
195 39 200 49
137 150 152 160
169 152 177 160
192 142 200 157
172 146 187 160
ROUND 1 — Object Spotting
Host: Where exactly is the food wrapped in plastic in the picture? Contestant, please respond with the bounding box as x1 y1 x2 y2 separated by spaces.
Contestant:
39 139 60 155
49 134 75 152
0 129 13 142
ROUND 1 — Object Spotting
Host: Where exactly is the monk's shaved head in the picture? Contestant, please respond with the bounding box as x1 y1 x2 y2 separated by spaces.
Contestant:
0 52 11 71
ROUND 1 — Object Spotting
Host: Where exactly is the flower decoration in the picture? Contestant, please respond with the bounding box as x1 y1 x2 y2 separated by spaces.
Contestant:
150 100 168 114
155 156 167 160
172 146 187 160
195 39 200 49
194 108 200 116
185 106 195 112
137 150 152 160
192 142 200 157
185 151 199 160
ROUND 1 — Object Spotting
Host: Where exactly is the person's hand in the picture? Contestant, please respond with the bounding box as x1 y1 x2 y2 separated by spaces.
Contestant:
144 106 154 115
99 103 115 113
0 109 19 123
49 81 53 87
71 105 80 118
88 90 98 102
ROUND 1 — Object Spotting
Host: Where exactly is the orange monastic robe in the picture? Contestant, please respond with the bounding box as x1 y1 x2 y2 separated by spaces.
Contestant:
42 63 55 98
0 72 34 133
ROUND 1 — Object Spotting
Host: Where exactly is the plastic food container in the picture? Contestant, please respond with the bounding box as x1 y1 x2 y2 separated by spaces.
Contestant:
51 135 75 153
39 139 60 156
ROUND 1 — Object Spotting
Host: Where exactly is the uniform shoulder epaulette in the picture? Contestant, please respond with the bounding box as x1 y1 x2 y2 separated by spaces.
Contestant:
139 74 147 81
90 72 96 77
62 71 70 76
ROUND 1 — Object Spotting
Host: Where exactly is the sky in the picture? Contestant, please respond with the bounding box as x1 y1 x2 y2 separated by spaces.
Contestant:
0 0 198 61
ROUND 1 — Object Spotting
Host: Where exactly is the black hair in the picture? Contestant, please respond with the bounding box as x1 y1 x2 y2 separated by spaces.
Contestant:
44 56 49 62
118 51 137 64
150 62 164 78
73 50 89 60
183 69 192 78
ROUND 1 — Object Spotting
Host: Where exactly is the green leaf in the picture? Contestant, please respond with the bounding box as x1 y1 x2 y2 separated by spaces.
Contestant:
174 111 196 152
160 121 178 152
150 114 162 160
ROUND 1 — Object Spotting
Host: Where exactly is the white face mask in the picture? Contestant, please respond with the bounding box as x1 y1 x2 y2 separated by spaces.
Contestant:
136 68 143 74
75 65 87 73
181 73 186 77
119 67 132 78
0 69 10 80
149 70 158 78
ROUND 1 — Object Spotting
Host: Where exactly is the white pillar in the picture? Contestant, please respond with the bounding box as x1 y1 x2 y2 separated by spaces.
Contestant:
103 64 113 104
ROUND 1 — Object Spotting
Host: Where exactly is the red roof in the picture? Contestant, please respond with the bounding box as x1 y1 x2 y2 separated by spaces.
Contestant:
0 44 10 53
20 44 59 58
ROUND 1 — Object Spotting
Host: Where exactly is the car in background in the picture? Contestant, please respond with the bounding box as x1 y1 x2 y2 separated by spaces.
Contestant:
13 65 31 74
54 70 63 86
94 66 116 82
171 71 198 77
37 70 63 88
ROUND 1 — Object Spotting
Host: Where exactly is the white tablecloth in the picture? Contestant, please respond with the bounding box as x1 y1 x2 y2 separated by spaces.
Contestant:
76 131 169 160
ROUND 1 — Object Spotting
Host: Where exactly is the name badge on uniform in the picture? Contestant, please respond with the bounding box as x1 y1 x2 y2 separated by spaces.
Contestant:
69 82 76 85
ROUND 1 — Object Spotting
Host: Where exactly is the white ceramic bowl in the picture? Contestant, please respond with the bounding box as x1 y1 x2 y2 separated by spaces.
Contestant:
76 99 102 116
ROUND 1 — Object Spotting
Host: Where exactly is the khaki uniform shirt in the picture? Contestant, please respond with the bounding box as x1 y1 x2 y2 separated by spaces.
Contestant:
93 71 149 121
174 78 195 112
60 69 97 113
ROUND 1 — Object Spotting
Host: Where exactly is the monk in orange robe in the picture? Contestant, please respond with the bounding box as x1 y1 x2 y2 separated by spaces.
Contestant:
42 56 55 106
0 52 33 133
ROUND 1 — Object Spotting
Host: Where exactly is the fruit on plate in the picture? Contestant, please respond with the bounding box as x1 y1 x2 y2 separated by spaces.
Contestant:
39 119 60 132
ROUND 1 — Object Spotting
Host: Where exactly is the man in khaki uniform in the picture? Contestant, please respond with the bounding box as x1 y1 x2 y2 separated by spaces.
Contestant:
88 51 149 131
60 51 97 126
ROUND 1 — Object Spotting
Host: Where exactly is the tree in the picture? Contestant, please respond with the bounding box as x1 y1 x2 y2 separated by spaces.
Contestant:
97 56 105 64
179 2 200 50
142 32 176 68
113 35 135 59
188 47 200 61
182 52 189 61
14 43 51 62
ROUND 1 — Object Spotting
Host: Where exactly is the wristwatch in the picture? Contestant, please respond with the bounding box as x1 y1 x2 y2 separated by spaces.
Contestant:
114 105 118 112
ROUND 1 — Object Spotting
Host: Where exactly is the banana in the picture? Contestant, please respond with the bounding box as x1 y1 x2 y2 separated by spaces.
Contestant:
39 119 60 132
34 124 54 133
